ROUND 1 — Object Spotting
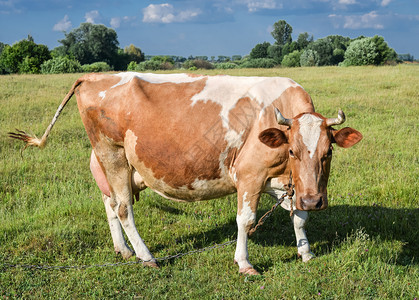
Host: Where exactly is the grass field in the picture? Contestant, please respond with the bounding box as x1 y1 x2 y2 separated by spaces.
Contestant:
0 65 418 299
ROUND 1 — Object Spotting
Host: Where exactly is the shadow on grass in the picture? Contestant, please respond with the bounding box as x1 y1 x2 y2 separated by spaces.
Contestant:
150 203 417 267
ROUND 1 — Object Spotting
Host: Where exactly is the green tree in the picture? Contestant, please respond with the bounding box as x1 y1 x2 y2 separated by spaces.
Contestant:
0 36 51 74
296 32 313 50
267 44 282 64
0 42 6 55
300 49 319 67
341 37 378 66
124 44 144 63
328 35 351 51
371 35 397 64
271 20 293 46
232 55 242 61
151 56 175 64
0 42 8 74
307 37 334 66
281 50 301 67
250 42 271 59
281 42 298 58
59 23 119 66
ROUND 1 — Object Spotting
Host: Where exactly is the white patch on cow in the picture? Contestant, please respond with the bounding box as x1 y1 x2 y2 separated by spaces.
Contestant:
111 72 300 133
298 114 323 159
111 72 202 89
191 76 299 128
229 167 238 184
264 177 297 211
99 90 106 100
242 191 248 202
238 192 255 222
225 129 244 149
235 191 255 270
258 107 266 120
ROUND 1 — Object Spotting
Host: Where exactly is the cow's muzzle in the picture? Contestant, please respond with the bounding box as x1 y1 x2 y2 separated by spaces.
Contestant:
298 194 328 211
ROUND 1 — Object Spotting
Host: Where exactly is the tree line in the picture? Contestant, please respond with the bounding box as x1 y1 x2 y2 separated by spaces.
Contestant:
0 20 414 74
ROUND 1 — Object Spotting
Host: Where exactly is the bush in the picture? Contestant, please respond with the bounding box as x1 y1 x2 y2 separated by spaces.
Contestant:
341 38 378 66
281 50 301 67
215 62 239 69
239 58 276 68
82 62 112 73
300 49 319 67
183 59 214 70
127 61 139 71
127 59 175 71
41 57 82 74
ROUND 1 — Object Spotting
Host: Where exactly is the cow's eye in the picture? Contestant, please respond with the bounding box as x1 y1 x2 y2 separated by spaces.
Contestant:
289 149 295 158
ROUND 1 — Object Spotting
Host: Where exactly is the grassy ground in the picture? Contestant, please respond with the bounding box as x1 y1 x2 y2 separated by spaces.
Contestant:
0 66 418 299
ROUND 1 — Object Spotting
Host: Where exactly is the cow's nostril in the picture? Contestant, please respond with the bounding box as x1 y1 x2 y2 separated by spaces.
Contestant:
316 197 323 209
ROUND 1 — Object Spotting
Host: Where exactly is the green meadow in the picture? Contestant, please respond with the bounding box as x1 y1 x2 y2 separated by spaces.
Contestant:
0 65 418 299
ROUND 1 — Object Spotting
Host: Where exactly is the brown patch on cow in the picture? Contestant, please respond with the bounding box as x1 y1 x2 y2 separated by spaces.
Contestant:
228 97 261 134
118 202 129 220
76 74 125 148
125 77 228 189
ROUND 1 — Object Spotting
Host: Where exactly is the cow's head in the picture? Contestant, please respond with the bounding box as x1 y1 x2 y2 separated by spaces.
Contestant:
259 108 363 211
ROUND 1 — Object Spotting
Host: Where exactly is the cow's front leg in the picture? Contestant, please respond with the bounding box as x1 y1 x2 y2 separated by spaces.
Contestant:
234 190 260 275
291 210 315 262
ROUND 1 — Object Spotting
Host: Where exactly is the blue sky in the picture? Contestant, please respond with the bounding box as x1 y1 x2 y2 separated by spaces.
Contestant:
1 0 418 58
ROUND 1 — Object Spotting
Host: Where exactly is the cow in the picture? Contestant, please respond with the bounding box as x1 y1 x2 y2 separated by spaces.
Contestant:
9 72 362 275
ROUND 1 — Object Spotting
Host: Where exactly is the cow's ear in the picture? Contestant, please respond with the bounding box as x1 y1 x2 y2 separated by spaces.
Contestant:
332 127 363 148
259 128 287 148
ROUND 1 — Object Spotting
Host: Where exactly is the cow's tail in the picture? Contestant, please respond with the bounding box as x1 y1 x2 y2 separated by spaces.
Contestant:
9 78 84 151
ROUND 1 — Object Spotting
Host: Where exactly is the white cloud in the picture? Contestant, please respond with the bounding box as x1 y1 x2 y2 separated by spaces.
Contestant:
85 10 99 24
110 17 121 28
53 15 72 31
110 16 136 28
338 0 356 4
381 0 391 6
235 0 281 12
329 11 384 29
142 3 201 23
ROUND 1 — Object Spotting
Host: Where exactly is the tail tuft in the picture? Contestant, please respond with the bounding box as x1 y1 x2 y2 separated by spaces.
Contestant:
8 129 47 150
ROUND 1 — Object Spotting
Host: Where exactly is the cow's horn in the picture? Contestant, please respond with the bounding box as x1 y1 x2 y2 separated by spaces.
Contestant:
326 109 346 127
275 108 293 127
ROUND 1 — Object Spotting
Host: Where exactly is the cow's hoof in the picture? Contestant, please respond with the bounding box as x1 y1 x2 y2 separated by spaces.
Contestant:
116 248 135 260
299 252 315 263
239 267 260 276
142 260 160 269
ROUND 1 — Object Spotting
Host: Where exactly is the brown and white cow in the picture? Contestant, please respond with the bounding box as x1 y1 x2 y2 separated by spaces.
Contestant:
10 72 362 275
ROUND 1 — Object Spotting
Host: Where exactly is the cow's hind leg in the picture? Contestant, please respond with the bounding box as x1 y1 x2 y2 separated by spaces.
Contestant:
94 144 157 267
102 193 135 259
91 151 134 259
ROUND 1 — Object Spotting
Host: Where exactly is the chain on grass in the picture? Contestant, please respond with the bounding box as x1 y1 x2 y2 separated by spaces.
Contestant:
2 187 292 271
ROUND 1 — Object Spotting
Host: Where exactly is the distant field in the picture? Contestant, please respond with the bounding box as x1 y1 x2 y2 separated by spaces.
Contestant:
0 66 418 299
